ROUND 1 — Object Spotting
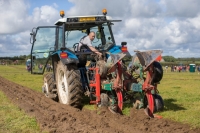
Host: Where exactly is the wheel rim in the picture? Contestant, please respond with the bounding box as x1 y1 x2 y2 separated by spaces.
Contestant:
58 69 68 104
44 81 49 97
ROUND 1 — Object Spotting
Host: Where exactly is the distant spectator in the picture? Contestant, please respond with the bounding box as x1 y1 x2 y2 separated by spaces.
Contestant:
171 65 174 72
38 64 43 71
27 64 31 72
178 66 182 72
46 64 51 72
197 66 200 75
182 65 186 72
174 66 177 72
165 66 168 73
187 65 190 72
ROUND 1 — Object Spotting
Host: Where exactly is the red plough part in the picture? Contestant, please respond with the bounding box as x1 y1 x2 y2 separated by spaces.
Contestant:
114 61 123 113
88 67 101 106
143 64 162 118
116 89 123 113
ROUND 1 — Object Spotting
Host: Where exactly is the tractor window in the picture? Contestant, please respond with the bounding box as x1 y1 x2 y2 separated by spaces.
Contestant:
58 27 63 50
32 28 56 55
31 27 56 74
65 23 114 51
65 30 87 51
99 24 115 49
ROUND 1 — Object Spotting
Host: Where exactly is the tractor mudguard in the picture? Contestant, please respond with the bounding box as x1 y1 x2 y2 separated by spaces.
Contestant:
108 45 131 58
108 46 122 54
53 50 79 65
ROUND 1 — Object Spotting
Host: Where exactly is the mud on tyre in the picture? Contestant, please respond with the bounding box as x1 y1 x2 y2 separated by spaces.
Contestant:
56 61 83 107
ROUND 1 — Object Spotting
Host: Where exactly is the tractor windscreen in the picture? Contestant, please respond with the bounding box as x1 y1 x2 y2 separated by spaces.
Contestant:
64 23 114 51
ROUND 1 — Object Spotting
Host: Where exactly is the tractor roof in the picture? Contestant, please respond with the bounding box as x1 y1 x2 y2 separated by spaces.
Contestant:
54 15 121 28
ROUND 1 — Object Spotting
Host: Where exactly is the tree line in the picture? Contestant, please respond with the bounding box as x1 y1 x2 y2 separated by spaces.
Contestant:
162 56 200 62
0 55 200 66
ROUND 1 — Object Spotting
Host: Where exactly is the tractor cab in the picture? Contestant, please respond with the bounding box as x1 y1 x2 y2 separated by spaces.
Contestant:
30 9 127 74
54 12 121 53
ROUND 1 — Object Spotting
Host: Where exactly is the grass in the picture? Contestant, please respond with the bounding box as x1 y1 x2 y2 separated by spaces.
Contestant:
0 65 43 92
158 70 200 128
0 65 43 132
0 90 40 133
0 65 200 131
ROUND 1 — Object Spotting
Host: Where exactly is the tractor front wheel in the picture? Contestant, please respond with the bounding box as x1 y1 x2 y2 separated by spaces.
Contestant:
43 73 58 101
56 61 83 108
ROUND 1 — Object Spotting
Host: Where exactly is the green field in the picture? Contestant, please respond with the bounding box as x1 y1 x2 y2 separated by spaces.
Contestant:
159 70 200 127
0 65 200 132
0 65 42 133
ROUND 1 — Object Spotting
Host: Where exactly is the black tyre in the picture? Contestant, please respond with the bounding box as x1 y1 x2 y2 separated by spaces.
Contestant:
153 94 164 112
43 73 58 101
152 61 163 84
56 61 83 107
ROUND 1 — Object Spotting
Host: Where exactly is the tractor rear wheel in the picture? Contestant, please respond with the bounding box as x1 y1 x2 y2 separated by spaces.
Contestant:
56 61 83 108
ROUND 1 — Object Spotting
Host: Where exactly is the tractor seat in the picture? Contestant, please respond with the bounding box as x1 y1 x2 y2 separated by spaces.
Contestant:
79 45 91 52
74 43 92 55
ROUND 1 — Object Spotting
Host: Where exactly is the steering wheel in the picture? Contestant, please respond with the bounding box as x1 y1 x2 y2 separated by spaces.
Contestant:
96 44 103 50
105 42 113 45
73 43 79 52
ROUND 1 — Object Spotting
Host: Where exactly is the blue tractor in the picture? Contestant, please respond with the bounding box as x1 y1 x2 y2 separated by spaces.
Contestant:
30 9 164 115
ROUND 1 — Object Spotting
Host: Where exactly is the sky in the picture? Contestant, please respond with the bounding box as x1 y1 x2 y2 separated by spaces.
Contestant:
0 0 200 58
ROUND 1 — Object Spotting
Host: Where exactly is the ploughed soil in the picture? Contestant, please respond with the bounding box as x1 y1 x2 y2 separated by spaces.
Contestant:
0 76 200 133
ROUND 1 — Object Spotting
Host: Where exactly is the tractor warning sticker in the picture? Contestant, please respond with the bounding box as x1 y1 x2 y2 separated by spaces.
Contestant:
43 53 49 58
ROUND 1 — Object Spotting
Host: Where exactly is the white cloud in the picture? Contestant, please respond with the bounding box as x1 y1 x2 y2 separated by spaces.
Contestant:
0 0 59 35
31 5 58 24
161 0 200 18
0 0 200 58
129 0 162 17
67 0 129 17
0 31 32 56
0 0 59 56
0 0 28 34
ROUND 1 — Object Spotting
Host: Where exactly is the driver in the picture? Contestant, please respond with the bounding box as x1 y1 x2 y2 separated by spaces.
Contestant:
78 31 102 56
77 31 102 67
